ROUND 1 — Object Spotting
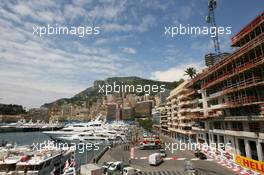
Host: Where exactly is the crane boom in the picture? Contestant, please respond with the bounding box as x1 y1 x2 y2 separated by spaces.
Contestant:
206 0 221 55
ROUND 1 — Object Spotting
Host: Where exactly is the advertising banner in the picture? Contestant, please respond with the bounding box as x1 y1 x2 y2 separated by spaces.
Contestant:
235 155 264 174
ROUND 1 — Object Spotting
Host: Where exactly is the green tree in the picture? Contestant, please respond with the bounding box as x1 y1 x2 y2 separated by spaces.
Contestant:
138 118 153 131
184 67 197 79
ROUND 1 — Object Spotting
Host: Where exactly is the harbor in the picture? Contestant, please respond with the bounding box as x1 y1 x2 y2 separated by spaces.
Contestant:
0 0 263 175
0 120 64 133
0 116 135 175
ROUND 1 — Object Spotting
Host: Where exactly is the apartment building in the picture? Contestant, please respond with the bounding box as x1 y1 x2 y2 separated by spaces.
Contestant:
167 80 203 143
106 103 119 121
134 101 153 118
160 103 169 136
195 12 264 161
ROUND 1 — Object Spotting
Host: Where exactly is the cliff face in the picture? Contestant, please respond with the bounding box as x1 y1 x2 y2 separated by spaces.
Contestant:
42 76 182 108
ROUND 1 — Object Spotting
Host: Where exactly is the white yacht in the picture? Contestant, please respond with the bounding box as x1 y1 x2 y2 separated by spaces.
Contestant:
43 114 131 144
42 117 103 140
0 145 74 175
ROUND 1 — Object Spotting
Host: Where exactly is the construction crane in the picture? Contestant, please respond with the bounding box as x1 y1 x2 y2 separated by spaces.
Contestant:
206 0 221 55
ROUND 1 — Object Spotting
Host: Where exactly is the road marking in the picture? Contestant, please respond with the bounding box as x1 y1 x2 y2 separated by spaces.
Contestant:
157 171 162 175
133 157 214 161
163 157 172 160
142 171 185 175
177 158 186 160
166 170 172 175
190 158 200 160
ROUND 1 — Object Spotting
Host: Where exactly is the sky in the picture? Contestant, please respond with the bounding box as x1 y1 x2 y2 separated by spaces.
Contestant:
0 0 263 108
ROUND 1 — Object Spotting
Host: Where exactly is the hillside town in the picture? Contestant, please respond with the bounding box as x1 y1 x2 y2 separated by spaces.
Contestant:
0 1 263 175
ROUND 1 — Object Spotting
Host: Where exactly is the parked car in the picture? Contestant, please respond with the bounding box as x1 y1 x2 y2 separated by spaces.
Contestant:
194 150 207 160
140 142 161 150
123 167 142 175
184 161 196 175
102 161 113 174
148 153 163 166
107 161 130 175
159 149 167 158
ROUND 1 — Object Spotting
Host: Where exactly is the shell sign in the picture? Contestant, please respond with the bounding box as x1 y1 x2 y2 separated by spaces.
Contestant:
235 155 264 174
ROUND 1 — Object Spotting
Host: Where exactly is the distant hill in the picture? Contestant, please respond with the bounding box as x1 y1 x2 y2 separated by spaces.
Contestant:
42 76 183 108
0 104 26 115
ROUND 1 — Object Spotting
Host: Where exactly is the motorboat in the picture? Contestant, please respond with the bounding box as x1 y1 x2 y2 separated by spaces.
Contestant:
43 114 132 144
43 119 103 140
0 145 74 175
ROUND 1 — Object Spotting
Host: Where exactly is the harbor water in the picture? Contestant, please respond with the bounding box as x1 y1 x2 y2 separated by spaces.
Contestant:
0 131 106 170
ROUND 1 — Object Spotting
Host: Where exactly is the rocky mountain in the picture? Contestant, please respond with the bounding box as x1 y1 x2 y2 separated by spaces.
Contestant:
42 76 183 108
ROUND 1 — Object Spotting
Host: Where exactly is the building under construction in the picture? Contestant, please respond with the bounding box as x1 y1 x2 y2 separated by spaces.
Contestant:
195 12 264 161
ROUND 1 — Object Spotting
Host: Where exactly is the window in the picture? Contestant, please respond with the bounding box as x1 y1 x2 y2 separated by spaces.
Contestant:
249 122 260 132
214 122 221 129
238 139 246 157
213 135 218 143
249 141 258 161
219 135 224 144
260 143 264 162
231 122 243 131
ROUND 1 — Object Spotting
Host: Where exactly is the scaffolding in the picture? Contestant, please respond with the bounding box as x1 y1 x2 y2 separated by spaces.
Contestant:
201 31 264 86
232 12 264 46
202 41 264 89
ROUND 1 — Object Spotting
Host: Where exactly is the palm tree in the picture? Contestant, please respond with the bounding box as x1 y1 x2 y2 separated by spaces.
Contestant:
184 67 197 79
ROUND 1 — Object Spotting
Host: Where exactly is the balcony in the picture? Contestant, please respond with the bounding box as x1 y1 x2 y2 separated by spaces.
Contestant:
190 107 203 112
169 128 196 135
172 123 179 126
171 104 178 109
179 123 192 127
208 91 222 99
179 116 188 120
192 126 207 131
178 94 191 100
171 98 177 103
210 129 260 138
190 113 205 119
179 108 191 113
208 103 227 110
160 115 168 118
179 99 200 106
225 96 264 107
